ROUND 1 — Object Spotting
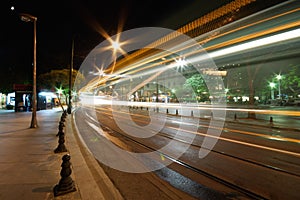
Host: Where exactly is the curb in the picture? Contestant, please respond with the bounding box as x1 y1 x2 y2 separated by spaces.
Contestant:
65 111 124 200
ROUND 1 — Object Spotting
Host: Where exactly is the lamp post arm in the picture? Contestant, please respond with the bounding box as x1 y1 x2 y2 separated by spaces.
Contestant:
20 13 37 22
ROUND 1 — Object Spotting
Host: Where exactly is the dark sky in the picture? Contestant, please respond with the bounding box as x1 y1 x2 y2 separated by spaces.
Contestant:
1 0 234 92
3 0 285 92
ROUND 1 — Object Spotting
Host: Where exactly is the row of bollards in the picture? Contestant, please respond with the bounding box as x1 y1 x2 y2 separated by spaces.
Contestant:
233 113 274 125
53 110 77 197
54 110 68 153
129 105 276 124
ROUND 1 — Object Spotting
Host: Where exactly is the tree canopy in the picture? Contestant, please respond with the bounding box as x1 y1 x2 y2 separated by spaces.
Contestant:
184 74 209 101
38 69 85 94
281 65 300 97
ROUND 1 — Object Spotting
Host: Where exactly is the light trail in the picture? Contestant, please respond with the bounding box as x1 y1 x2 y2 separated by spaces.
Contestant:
207 27 300 59
81 97 300 117
79 2 300 93
89 23 300 92
105 5 300 75
89 105 300 157
98 11 300 81
198 8 300 51
169 126 300 158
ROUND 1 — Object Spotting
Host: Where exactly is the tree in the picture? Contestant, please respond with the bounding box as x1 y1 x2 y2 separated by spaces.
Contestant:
281 65 300 98
184 74 209 102
261 65 300 100
246 66 262 106
38 69 85 102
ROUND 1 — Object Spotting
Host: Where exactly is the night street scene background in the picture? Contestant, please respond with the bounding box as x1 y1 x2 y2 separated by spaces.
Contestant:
0 0 300 199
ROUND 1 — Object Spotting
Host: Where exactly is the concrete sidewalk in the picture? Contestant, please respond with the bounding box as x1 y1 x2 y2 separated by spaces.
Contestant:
0 108 80 200
0 108 122 200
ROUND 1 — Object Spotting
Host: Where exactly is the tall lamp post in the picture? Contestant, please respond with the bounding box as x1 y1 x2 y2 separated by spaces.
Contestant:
276 74 282 99
20 13 38 128
269 82 276 100
67 38 74 114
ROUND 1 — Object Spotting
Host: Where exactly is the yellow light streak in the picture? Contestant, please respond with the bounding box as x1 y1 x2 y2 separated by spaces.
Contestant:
104 7 300 76
92 106 300 154
81 5 300 93
91 23 300 92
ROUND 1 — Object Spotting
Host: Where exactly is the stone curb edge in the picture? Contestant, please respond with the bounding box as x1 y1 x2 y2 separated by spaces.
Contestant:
65 111 124 200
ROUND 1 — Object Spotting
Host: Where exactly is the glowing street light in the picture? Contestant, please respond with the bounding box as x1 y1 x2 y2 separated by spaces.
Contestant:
108 38 124 73
269 82 276 100
56 88 64 98
20 13 38 128
175 57 187 71
276 74 282 99
111 41 121 51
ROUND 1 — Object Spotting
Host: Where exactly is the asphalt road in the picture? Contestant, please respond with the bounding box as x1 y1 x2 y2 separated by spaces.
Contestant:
73 104 300 199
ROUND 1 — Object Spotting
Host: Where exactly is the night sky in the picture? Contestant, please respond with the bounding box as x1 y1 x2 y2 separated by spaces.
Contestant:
0 0 280 92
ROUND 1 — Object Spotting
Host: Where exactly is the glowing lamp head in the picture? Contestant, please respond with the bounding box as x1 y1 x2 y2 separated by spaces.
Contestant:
269 82 276 88
111 41 121 51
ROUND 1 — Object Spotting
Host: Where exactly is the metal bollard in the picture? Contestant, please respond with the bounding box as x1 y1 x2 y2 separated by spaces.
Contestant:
56 121 65 137
191 110 193 117
62 110 67 118
60 111 67 121
270 116 273 123
53 154 76 196
59 120 65 128
56 129 64 137
60 115 66 123
176 109 178 115
54 132 68 153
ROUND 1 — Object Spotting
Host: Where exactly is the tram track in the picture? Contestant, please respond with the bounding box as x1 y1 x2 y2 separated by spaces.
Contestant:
96 105 300 169
74 105 300 199
90 106 299 199
96 114 266 200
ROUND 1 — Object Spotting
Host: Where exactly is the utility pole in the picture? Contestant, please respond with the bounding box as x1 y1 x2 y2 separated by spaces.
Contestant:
20 13 38 128
67 38 74 114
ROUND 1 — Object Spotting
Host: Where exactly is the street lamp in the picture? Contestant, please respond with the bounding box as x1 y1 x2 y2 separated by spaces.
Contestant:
225 88 229 102
20 13 38 128
276 74 282 99
67 38 74 114
269 82 276 100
